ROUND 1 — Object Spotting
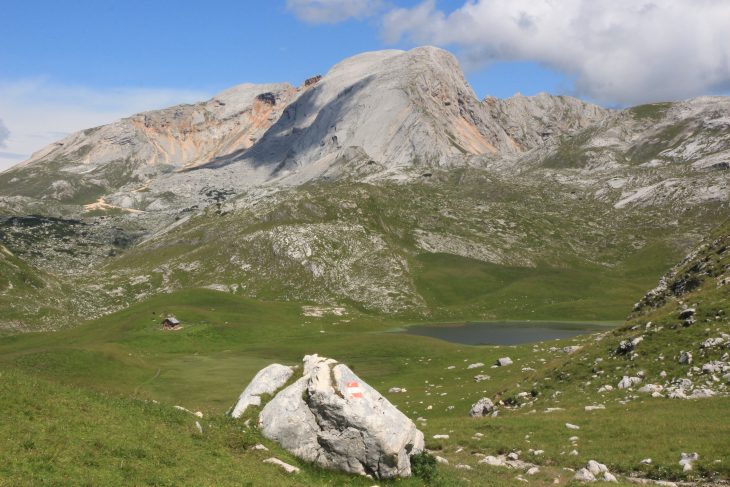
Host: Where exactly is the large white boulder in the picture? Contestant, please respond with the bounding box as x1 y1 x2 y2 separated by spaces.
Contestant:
229 364 294 418
257 354 424 479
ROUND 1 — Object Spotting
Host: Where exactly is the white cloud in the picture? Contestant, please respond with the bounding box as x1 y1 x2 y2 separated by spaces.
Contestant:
286 0 382 24
0 78 209 171
382 0 730 105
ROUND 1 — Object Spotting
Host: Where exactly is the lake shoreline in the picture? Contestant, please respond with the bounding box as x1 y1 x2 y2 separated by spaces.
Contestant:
392 320 620 345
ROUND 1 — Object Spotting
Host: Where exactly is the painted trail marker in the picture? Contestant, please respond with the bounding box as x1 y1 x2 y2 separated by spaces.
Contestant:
346 381 364 399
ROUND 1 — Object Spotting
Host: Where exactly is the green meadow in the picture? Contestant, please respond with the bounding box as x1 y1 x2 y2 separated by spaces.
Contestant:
1 274 728 486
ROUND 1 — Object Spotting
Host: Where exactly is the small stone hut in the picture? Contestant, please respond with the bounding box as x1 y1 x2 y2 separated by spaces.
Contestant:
162 316 181 330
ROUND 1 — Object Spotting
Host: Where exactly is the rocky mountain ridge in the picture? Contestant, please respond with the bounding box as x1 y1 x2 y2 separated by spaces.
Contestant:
0 47 609 210
0 46 728 331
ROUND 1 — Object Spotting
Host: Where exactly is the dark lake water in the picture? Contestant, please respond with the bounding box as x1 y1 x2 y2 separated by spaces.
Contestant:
400 321 615 345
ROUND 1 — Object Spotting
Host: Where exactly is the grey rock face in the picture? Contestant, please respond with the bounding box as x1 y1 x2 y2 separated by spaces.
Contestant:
229 364 294 418
484 92 610 150
1 83 297 201
258 354 424 479
227 47 523 177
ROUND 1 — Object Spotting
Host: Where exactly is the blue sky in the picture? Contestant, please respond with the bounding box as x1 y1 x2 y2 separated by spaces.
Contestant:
1 0 561 98
1 0 728 169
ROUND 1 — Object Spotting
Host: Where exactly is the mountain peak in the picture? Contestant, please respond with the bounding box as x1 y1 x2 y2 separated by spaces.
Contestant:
0 47 610 205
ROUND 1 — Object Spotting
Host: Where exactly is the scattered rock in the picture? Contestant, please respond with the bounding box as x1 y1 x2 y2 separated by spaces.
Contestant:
585 404 606 411
496 357 513 366
626 478 677 487
690 388 715 398
388 387 406 393
618 376 642 389
701 337 727 349
566 423 581 430
679 308 696 320
263 457 300 474
574 460 617 483
701 361 727 374
252 444 269 451
679 452 699 472
433 434 449 439
679 351 693 365
586 460 608 476
604 472 618 482
527 466 540 475
638 384 663 394
467 362 485 369
574 468 596 482
194 421 203 434
469 397 496 417
435 455 449 465
616 337 642 355
474 374 491 382
480 455 506 467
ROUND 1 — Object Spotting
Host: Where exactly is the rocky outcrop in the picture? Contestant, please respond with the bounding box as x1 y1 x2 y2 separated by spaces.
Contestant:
0 82 298 202
234 354 424 479
231 46 523 178
484 92 610 150
304 75 322 87
229 363 294 418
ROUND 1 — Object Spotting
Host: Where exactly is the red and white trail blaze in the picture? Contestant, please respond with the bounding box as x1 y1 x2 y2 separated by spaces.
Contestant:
346 381 364 399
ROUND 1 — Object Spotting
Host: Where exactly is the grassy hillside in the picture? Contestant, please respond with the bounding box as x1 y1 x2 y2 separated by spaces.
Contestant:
0 244 77 333
1 252 728 486
46 169 703 330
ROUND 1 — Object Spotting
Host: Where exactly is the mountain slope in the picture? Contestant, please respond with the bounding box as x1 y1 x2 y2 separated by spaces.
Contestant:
0 82 297 203
0 47 609 210
0 47 728 331
0 243 76 333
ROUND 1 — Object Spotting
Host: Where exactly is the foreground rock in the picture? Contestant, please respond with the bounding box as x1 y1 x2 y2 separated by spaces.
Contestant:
236 354 424 479
229 364 294 418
